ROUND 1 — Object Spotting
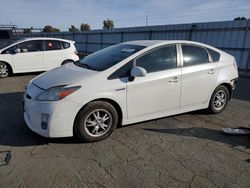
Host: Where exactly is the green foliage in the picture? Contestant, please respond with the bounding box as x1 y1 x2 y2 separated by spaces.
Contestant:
43 25 60 33
80 23 91 31
103 19 114 29
69 25 79 32
234 17 247 21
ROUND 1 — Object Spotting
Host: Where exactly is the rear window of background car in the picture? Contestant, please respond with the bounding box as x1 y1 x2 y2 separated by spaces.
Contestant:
45 40 62 51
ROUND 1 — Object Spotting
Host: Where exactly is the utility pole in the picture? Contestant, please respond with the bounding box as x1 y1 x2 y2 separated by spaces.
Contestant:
146 15 148 27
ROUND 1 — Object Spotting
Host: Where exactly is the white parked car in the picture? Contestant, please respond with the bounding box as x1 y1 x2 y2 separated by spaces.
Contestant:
0 37 79 78
24 40 238 142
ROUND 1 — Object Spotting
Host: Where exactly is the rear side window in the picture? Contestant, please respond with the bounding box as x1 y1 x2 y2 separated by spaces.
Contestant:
136 45 177 73
206 48 220 62
18 40 43 53
61 41 70 49
45 40 62 51
182 45 209 66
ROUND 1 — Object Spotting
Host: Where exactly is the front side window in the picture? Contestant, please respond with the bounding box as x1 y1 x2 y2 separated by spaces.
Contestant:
45 40 62 51
18 40 42 53
136 45 177 73
2 45 17 54
182 45 209 66
75 44 145 71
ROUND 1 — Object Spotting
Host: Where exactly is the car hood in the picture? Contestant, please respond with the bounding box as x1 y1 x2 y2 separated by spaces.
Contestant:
32 63 97 90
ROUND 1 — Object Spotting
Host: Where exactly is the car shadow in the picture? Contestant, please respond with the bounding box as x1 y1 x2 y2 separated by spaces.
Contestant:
0 92 84 147
143 127 250 149
11 71 43 77
232 77 250 102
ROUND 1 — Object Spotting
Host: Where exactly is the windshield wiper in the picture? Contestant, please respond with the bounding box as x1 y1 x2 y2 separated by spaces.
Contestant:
74 61 98 71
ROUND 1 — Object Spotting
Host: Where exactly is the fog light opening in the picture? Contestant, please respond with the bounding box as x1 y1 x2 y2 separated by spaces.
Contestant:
41 114 49 130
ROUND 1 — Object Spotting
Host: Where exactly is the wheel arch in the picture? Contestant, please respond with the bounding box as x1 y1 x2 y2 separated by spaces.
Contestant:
73 98 123 134
209 82 233 103
61 59 75 65
220 83 233 100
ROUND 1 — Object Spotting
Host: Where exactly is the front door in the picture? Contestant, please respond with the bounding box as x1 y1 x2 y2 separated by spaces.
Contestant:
127 44 181 118
13 40 43 71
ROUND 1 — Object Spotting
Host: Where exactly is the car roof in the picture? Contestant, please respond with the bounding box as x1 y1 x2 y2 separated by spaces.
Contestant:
20 37 74 43
122 40 213 48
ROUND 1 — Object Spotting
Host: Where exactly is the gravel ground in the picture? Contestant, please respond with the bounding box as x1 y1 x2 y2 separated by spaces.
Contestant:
0 73 250 188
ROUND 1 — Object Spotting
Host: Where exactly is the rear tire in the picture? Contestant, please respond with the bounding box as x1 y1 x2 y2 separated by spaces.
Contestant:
74 101 118 142
0 62 10 78
208 85 229 114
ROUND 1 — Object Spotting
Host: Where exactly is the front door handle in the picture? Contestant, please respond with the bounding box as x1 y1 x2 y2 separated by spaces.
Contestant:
169 77 179 83
208 69 215 74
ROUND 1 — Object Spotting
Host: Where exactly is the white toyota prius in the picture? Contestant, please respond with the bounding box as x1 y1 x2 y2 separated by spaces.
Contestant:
0 37 79 77
23 40 238 142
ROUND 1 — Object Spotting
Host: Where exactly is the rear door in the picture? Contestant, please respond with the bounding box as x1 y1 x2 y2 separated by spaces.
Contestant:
12 40 44 71
43 40 64 70
180 44 218 108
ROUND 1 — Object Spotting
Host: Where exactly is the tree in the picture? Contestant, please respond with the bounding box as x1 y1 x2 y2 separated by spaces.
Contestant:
69 25 79 32
80 23 91 31
43 25 60 33
23 26 33 34
234 17 247 21
103 19 114 29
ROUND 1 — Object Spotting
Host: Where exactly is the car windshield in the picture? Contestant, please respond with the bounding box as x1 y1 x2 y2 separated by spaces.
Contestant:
0 38 25 49
75 44 145 71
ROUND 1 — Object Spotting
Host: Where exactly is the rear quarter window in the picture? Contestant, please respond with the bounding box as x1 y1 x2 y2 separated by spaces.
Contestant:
206 48 221 62
61 41 70 49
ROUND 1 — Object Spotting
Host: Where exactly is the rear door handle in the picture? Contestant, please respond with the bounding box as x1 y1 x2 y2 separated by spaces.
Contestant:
208 69 215 74
169 77 179 83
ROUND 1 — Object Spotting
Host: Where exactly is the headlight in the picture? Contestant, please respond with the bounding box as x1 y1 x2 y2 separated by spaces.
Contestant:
36 86 81 101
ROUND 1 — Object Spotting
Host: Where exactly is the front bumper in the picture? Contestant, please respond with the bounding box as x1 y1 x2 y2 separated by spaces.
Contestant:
23 84 81 138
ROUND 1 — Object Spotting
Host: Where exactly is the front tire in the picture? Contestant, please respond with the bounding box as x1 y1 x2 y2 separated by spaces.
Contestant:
208 85 229 114
0 62 10 78
74 101 118 142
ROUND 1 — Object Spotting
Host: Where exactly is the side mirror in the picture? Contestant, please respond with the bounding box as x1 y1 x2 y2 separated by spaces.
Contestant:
130 66 147 78
14 48 21 54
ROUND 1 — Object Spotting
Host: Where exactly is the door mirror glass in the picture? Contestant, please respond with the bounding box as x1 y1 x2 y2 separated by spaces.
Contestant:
14 48 21 54
130 66 147 78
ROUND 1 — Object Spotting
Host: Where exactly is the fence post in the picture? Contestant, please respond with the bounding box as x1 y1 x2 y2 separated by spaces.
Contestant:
243 20 250 76
101 32 103 49
85 33 88 53
121 32 124 42
189 24 197 40
149 30 152 40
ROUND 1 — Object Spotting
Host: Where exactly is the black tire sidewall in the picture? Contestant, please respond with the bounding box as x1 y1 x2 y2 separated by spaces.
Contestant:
75 101 118 142
209 85 229 114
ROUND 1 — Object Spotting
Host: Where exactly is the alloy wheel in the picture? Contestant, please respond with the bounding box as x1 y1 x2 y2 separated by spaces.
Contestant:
213 90 227 110
84 109 112 137
0 64 9 78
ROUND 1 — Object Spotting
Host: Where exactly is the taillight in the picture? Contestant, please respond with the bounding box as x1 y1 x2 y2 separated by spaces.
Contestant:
74 50 78 55
233 61 237 70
